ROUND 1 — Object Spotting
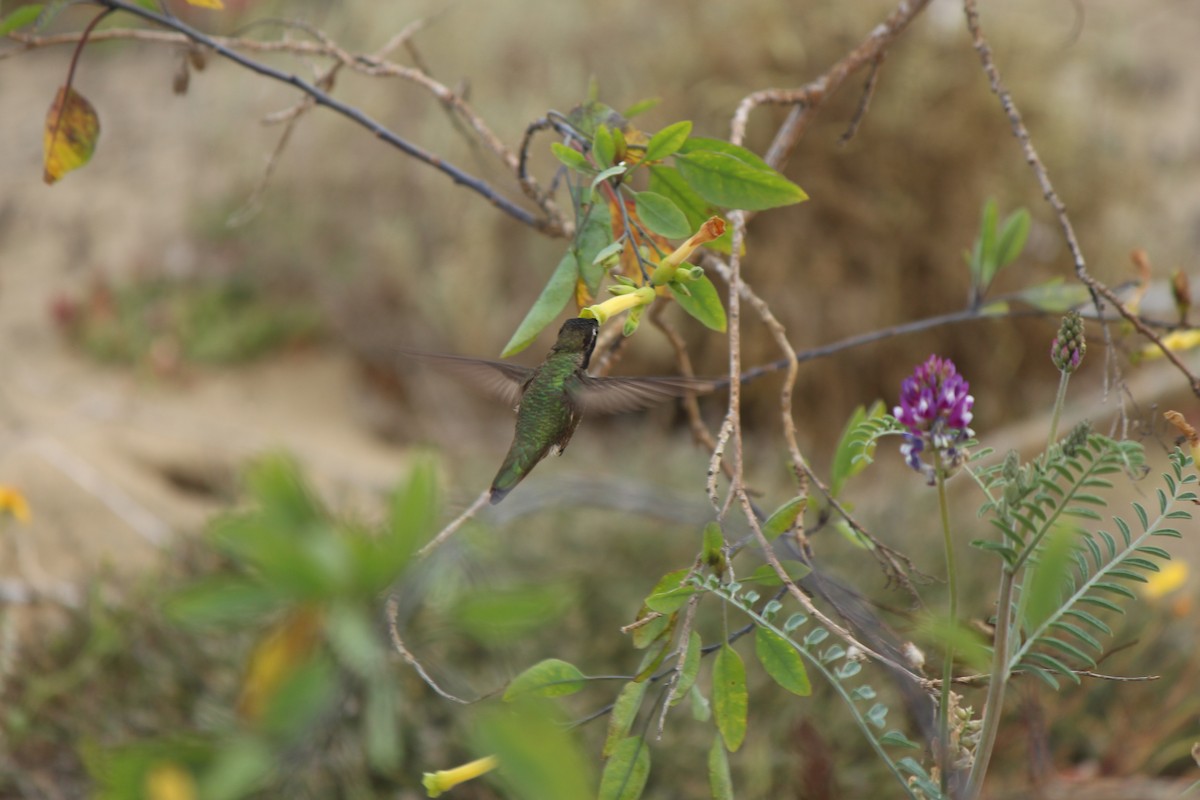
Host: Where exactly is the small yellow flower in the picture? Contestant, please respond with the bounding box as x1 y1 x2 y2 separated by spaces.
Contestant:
0 486 31 523
1139 561 1188 600
144 762 197 800
581 286 656 324
423 755 499 797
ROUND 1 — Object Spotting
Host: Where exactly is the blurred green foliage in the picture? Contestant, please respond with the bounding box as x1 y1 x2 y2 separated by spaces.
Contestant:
53 278 321 367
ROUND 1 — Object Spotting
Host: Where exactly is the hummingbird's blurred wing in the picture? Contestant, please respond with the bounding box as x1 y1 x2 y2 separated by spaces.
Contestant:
399 351 533 409
570 375 720 414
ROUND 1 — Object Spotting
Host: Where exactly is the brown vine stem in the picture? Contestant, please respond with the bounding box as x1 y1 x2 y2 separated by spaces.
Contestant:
963 0 1200 400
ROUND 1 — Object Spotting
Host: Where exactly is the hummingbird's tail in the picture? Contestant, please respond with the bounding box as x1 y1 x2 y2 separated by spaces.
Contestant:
489 455 522 504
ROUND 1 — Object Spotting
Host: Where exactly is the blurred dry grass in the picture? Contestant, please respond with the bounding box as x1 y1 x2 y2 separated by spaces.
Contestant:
2 0 1199 796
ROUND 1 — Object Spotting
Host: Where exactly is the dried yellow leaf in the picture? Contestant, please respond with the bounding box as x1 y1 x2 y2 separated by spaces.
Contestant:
43 86 100 185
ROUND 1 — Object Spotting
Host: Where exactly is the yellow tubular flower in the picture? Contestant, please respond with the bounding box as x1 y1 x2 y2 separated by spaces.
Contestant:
423 755 500 797
581 286 656 324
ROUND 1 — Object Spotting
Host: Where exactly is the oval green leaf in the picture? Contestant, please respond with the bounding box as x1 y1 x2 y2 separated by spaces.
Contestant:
708 733 734 800
599 736 650 800
503 658 588 700
164 578 283 628
755 626 812 696
676 151 807 211
743 560 812 587
995 208 1031 270
648 165 713 226
762 496 807 540
645 583 697 614
679 137 774 170
669 274 726 332
604 681 649 757
670 631 702 706
593 124 616 168
634 191 692 239
713 645 748 752
0 4 43 34
645 120 692 162
550 141 592 173
501 251 577 357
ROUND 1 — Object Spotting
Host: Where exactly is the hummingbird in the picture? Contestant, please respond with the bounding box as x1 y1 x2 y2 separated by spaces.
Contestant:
404 317 718 503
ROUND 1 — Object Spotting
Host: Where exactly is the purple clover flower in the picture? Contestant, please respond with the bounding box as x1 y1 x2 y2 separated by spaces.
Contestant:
894 355 975 484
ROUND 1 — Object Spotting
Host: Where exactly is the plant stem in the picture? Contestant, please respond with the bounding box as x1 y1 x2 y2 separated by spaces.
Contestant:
935 462 958 796
962 566 1015 800
1046 368 1070 448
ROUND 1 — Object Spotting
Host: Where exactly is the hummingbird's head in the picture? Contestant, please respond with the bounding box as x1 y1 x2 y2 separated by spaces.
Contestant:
553 317 599 368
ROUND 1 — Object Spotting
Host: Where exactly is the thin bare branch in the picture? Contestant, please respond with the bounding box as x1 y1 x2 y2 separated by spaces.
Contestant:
963 0 1200 399
7 3 567 235
729 0 934 171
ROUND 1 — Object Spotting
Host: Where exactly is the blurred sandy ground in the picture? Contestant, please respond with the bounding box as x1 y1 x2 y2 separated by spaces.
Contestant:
0 0 1198 604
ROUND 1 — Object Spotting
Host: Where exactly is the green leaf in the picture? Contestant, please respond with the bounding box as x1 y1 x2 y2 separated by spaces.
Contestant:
164 578 283 628
713 645 748 752
591 164 627 192
363 677 401 772
598 737 650 800
501 250 576 357
471 699 595 800
604 681 649 757
381 456 439 573
645 121 693 162
1023 525 1077 633
742 560 812 587
976 198 999 287
669 274 726 332
648 165 714 226
679 137 773 170
995 208 1031 269
879 730 921 749
1015 279 1091 314
0 3 43 34
762 496 807 540
593 124 616 167
576 202 615 296
755 626 812 696
631 609 671 649
257 655 340 743
634 191 692 239
634 639 671 683
690 684 712 721
454 583 574 643
504 658 588 700
326 602 386 679
645 584 697 614
830 402 886 496
671 631 703 706
708 734 734 800
703 521 726 571
550 142 592 173
621 97 661 119
676 151 807 211
199 738 274 800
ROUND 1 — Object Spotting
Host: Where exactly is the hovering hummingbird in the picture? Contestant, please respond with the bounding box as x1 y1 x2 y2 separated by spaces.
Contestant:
406 317 718 503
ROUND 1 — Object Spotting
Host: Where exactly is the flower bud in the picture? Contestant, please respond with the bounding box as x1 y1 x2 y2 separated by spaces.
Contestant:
1050 311 1086 373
